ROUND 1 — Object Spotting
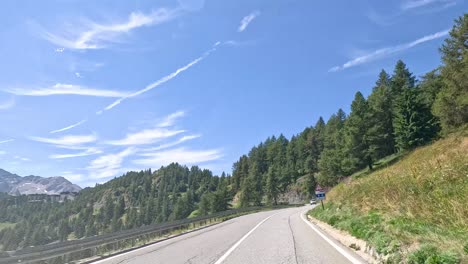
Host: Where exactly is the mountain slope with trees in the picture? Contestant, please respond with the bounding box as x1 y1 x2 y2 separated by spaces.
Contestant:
0 165 233 251
0 14 466 255
310 128 468 263
309 14 468 263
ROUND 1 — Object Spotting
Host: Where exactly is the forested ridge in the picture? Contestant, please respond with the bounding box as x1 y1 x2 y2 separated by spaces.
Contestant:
232 14 467 205
0 14 466 252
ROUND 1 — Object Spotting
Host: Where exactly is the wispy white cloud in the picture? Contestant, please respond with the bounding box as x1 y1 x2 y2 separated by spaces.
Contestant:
238 11 260 32
5 83 129 98
42 8 180 50
107 128 184 146
143 134 201 151
30 134 97 146
87 148 136 179
100 44 218 113
0 98 15 110
223 40 255 47
329 29 449 72
50 119 88 134
0 139 14 144
55 47 65 53
0 151 6 155
401 0 456 10
133 147 222 167
75 72 83 78
49 147 102 159
158 111 185 127
14 155 30 161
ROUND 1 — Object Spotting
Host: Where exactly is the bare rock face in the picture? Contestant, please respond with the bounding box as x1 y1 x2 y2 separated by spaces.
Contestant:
0 168 81 195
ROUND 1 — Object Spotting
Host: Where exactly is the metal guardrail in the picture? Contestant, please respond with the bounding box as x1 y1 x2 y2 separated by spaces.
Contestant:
0 205 303 264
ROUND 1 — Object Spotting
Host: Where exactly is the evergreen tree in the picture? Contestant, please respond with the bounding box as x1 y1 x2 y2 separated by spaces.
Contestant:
304 128 321 175
198 192 212 215
343 92 372 172
232 156 249 192
304 173 317 199
434 14 468 132
390 60 415 102
317 110 347 186
394 88 439 150
114 196 125 219
102 196 114 225
211 182 230 212
418 69 444 108
58 220 70 241
286 136 299 182
265 166 280 205
367 70 396 159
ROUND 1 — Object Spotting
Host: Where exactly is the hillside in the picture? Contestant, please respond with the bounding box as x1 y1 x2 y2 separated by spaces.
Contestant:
0 165 233 251
310 132 468 263
0 169 81 195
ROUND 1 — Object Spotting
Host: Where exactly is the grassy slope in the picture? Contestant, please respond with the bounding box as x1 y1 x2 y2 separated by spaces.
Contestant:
310 132 467 263
0 223 15 232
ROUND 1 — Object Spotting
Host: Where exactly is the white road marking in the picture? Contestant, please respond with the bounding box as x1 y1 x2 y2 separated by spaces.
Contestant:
213 211 281 264
300 210 364 264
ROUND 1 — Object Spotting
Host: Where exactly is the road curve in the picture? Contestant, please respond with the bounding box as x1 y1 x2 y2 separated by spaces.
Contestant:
93 206 366 264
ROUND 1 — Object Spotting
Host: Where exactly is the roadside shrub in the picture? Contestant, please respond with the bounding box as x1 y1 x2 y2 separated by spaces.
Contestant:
407 245 459 264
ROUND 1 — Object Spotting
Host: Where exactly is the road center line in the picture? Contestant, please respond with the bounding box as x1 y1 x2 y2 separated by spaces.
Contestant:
213 211 280 264
300 210 364 264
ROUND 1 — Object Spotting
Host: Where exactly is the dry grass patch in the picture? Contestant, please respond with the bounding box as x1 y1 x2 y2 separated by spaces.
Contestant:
311 133 468 263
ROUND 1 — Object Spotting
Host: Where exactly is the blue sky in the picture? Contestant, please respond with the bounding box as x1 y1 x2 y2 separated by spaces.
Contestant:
0 0 465 187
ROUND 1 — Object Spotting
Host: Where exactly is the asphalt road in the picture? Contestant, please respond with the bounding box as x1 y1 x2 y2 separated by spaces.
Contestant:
94 206 366 264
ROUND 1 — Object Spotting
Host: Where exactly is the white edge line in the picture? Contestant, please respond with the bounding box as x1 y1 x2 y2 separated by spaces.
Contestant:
92 211 278 264
300 209 364 264
213 212 280 264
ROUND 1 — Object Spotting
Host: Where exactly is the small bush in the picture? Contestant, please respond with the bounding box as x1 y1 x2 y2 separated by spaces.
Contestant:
350 219 368 239
407 245 459 264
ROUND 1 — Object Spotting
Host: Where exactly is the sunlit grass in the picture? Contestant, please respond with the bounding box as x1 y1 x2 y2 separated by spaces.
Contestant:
0 222 15 232
310 131 468 263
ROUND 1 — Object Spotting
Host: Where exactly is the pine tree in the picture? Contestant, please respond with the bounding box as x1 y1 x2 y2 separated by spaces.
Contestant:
304 128 321 175
212 182 230 212
102 196 114 225
265 166 280 205
114 196 125 219
286 136 299 182
367 70 396 159
418 69 444 108
317 109 347 186
434 14 468 132
343 92 372 172
198 192 212 215
58 219 70 241
304 173 317 199
390 60 415 102
232 156 249 192
394 88 439 150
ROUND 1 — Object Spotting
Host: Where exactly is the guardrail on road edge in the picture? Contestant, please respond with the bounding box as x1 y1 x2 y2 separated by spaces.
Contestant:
0 204 304 264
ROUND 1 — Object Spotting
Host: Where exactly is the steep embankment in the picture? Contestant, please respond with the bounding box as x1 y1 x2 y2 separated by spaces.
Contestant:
309 132 468 263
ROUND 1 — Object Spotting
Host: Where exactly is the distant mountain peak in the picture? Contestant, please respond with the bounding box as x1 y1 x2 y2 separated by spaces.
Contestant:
0 168 81 195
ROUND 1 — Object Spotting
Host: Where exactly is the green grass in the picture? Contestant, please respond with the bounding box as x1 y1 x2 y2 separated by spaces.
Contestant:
0 222 15 231
350 152 406 180
309 132 468 263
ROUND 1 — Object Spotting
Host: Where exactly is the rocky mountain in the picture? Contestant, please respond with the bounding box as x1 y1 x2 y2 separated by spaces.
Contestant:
0 169 81 195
